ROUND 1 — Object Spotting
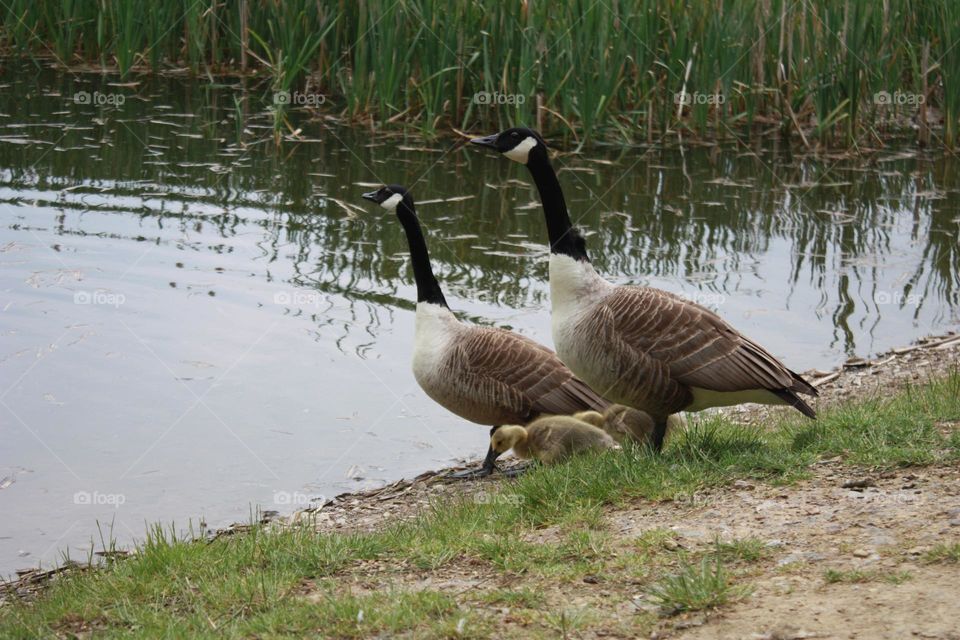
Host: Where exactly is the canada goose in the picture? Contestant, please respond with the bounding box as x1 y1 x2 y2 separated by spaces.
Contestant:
360 184 611 478
489 415 617 465
574 406 687 447
470 128 818 451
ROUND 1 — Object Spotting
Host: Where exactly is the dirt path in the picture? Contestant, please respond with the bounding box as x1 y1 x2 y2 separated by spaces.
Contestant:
637 464 960 639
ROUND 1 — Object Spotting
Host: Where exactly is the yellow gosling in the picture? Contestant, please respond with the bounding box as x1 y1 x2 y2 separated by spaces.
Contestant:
490 415 617 465
575 405 687 447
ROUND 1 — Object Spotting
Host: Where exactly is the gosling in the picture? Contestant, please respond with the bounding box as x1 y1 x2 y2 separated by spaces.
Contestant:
575 406 686 447
489 415 617 466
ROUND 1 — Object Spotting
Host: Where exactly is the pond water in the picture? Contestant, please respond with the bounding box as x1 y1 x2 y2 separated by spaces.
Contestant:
1 64 958 576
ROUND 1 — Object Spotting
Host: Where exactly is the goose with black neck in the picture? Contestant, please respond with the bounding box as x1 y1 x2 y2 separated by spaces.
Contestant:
360 184 612 478
470 128 818 451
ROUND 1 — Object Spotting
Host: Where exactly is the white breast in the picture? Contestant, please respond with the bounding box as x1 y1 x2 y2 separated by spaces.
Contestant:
549 254 610 343
411 302 460 385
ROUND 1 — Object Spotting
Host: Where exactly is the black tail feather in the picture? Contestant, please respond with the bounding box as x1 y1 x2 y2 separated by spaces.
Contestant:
789 371 819 397
772 388 817 419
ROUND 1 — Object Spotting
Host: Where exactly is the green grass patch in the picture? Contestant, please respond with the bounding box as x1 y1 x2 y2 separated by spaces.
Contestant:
715 538 770 564
646 556 751 615
948 430 960 459
924 542 960 564
543 607 594 637
1 372 957 637
823 568 913 585
786 374 960 466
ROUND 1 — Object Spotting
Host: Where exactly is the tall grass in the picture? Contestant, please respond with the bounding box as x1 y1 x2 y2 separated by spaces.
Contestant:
0 0 954 147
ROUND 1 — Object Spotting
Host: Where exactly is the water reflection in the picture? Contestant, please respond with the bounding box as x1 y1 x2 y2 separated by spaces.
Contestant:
3 70 957 359
0 64 958 575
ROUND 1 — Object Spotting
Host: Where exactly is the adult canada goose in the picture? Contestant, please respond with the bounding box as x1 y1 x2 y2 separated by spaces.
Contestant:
470 128 818 451
360 184 610 478
574 406 686 447
489 415 617 465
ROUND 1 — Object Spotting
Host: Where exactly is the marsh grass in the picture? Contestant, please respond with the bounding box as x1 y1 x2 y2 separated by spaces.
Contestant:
1 0 954 147
1 372 957 637
715 538 770 563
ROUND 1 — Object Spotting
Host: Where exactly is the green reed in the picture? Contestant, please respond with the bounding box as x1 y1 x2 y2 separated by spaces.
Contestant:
0 0 953 148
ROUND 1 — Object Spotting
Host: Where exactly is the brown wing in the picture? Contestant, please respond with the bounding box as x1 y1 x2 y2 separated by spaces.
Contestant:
604 286 817 397
445 326 609 423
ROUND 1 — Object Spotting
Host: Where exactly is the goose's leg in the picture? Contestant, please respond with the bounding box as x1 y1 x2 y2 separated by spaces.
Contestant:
449 428 503 479
652 418 668 453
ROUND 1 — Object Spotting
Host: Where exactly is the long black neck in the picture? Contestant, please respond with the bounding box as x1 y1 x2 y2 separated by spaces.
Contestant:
395 198 448 307
526 149 590 262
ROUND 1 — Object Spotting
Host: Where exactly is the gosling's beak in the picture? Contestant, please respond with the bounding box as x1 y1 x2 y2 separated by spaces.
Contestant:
469 134 498 149
361 190 379 202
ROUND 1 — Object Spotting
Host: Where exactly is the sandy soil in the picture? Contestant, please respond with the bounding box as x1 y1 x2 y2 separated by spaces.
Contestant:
628 464 960 640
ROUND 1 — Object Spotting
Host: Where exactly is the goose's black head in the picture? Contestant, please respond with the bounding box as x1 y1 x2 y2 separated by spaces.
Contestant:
361 184 411 212
470 127 547 165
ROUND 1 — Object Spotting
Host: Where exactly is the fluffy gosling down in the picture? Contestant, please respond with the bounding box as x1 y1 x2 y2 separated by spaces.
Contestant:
574 406 687 447
490 415 617 466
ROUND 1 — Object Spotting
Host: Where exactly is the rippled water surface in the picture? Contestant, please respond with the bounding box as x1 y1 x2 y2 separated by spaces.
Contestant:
1 65 958 575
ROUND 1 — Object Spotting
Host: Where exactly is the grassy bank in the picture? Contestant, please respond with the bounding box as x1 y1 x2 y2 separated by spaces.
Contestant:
1 372 958 638
2 0 957 148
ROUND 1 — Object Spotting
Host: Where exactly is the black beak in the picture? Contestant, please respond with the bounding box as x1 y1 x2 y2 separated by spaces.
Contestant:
469 134 498 149
361 190 380 202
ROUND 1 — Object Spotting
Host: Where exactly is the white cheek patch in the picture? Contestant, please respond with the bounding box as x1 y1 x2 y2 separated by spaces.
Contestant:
380 192 403 210
503 136 537 163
